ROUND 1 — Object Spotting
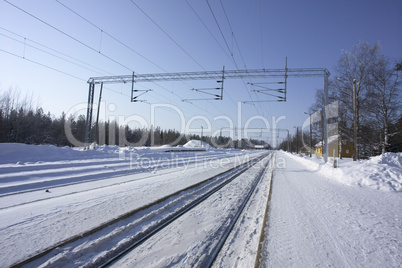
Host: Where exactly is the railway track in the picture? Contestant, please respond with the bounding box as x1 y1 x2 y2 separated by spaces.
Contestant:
0 151 236 197
0 152 256 210
11 151 274 268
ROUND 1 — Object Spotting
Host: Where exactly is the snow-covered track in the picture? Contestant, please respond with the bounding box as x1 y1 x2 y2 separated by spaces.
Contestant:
198 152 274 268
0 152 236 197
102 153 272 268
10 152 272 267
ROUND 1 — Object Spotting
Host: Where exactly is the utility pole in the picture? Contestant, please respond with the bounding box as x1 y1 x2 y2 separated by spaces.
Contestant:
95 82 103 146
296 127 299 155
219 128 222 147
201 126 203 147
353 79 357 161
294 126 299 154
305 112 313 157
337 77 358 161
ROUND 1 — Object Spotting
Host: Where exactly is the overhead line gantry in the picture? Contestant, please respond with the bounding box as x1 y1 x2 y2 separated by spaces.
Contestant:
85 67 331 161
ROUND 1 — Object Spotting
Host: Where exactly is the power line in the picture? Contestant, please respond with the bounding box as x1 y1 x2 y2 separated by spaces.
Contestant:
0 26 113 76
206 0 261 114
0 46 134 98
55 0 222 114
55 0 225 116
220 0 272 117
185 0 243 113
258 0 265 68
185 0 233 64
129 0 206 71
0 48 86 81
205 0 236 67
124 0 233 116
3 0 257 123
55 0 243 117
55 0 168 73
0 31 106 76
204 0 243 110
219 0 247 70
2 1 223 121
4 0 133 72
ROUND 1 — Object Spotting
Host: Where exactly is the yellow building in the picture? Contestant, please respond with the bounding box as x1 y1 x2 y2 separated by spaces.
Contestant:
315 135 354 158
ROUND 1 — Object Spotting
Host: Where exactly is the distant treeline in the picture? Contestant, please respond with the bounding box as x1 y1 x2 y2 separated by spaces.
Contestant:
0 88 270 149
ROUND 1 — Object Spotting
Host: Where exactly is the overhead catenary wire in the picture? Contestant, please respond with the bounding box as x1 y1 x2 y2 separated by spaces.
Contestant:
0 27 113 76
0 31 107 76
55 0 228 118
185 0 242 111
206 0 263 115
4 0 219 119
205 0 235 67
219 0 263 107
0 32 133 99
3 0 275 133
55 0 168 73
0 48 86 82
0 46 131 97
258 0 265 68
202 0 244 110
219 0 247 70
4 0 133 72
220 0 274 117
185 0 233 65
129 0 206 71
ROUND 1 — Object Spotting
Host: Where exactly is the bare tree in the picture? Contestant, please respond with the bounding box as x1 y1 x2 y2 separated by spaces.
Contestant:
368 59 401 153
334 41 383 157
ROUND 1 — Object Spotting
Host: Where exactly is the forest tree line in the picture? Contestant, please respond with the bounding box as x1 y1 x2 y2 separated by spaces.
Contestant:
0 89 270 149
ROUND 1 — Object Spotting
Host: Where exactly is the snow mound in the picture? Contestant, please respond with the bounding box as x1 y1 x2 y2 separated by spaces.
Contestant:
367 153 402 168
287 152 402 192
351 153 402 192
183 140 211 149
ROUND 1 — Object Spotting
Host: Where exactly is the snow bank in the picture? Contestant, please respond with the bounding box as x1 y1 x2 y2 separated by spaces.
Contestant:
183 140 211 149
285 152 402 192
347 153 402 192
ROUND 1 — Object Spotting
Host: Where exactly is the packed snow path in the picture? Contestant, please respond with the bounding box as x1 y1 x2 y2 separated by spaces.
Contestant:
260 151 402 267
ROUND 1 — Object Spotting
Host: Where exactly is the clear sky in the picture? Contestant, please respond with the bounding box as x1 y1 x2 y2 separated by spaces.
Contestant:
1 0 401 146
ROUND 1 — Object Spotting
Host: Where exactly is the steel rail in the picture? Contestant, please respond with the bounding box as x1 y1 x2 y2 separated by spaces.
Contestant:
201 152 274 267
98 152 270 267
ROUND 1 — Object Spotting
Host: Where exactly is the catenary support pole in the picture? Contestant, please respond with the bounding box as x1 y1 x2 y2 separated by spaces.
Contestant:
323 71 329 162
84 82 95 149
95 82 103 145
353 79 357 161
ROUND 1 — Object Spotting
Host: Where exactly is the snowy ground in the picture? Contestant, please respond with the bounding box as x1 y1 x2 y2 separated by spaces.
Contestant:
261 151 402 267
0 144 400 267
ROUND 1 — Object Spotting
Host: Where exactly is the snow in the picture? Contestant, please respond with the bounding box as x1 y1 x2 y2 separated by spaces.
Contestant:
0 143 116 165
112 156 272 267
0 143 400 267
285 151 402 192
261 151 401 267
183 139 211 149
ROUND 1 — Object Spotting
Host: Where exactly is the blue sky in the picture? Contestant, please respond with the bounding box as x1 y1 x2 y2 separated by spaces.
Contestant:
1 0 401 146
